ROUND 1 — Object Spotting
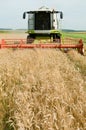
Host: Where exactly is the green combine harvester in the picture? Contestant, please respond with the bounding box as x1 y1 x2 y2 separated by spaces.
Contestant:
23 6 63 43
0 6 84 55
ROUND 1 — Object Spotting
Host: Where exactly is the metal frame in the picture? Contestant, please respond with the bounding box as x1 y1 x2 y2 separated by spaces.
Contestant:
0 38 84 55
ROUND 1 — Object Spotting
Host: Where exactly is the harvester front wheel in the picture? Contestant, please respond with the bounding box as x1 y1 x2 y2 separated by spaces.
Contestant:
53 34 61 43
27 35 34 44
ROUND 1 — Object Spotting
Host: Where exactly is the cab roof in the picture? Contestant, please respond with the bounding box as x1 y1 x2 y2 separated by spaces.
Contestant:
27 6 59 13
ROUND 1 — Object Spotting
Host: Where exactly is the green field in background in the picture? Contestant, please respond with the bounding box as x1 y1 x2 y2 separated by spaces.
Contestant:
62 31 86 44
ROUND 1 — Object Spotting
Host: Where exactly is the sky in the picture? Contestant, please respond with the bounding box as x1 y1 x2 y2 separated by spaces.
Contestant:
0 0 86 30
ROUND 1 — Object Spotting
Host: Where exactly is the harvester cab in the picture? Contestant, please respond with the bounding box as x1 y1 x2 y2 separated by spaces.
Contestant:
23 6 63 43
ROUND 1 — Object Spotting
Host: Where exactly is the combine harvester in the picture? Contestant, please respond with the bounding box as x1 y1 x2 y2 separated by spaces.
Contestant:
0 6 84 55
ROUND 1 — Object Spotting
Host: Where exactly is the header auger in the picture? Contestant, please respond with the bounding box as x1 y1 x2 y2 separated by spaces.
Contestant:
0 6 84 55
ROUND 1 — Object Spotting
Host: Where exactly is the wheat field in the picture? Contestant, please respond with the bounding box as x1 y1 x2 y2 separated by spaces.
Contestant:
0 32 86 130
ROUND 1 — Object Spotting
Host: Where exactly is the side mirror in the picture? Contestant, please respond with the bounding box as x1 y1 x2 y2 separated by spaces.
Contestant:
23 12 26 19
60 12 63 19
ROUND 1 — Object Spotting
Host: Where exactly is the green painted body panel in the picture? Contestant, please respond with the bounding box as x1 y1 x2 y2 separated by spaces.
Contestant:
26 30 62 37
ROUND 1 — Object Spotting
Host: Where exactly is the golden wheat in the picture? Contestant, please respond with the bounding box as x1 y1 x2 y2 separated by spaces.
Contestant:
0 48 86 130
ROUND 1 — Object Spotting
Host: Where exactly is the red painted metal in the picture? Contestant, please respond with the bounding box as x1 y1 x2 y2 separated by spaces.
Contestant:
0 38 84 55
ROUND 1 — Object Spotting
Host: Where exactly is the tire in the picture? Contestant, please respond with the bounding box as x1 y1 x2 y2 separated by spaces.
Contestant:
27 35 34 44
53 34 61 43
